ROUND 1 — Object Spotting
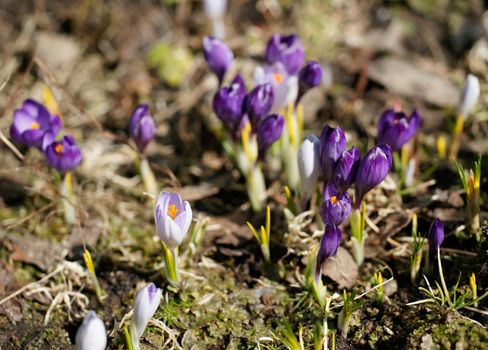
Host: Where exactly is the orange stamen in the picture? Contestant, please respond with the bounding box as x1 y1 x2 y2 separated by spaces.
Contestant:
330 196 338 204
168 204 180 220
31 122 40 130
55 144 63 154
273 73 283 84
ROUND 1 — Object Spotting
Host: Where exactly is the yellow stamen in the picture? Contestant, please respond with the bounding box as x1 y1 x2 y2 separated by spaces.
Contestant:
31 122 40 130
273 73 283 84
55 144 63 154
168 204 180 220
330 195 338 204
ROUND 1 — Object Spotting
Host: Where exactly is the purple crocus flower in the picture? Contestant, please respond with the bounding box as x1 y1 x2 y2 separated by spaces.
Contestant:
245 83 274 128
320 182 351 226
354 144 392 206
10 99 62 149
315 225 342 280
265 33 305 75
129 104 156 153
256 114 284 157
319 125 346 182
44 135 83 175
377 109 420 151
154 192 192 248
333 147 360 193
428 218 444 255
203 36 233 84
213 74 246 133
297 60 322 103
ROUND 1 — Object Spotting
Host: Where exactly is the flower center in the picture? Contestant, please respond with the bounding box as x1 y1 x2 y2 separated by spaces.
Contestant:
273 73 283 84
168 204 180 220
330 195 338 204
393 118 400 125
31 122 40 130
55 144 63 155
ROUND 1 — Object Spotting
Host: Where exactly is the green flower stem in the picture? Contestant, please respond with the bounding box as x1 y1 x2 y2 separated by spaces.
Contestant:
124 325 135 350
350 205 366 265
162 244 179 285
139 156 158 197
61 171 76 225
246 165 266 212
437 246 452 306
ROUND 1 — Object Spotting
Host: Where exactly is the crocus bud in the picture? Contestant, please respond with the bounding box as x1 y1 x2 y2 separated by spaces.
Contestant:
333 147 360 193
458 74 480 118
75 311 107 350
265 33 305 75
377 109 420 152
428 218 444 255
212 74 246 132
245 83 274 128
203 0 227 20
315 225 341 280
320 182 351 226
298 135 321 203
298 61 322 103
129 104 156 153
257 114 284 157
319 125 346 182
131 283 163 346
155 192 192 248
10 99 62 149
44 135 83 175
203 36 233 84
354 144 392 206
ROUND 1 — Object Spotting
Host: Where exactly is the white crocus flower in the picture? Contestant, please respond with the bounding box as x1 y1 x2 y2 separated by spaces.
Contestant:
130 283 162 350
75 311 107 350
155 192 193 249
458 74 480 118
298 135 321 206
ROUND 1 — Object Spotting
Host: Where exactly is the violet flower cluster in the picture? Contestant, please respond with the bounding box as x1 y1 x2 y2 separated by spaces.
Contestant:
204 34 323 195
297 124 392 275
10 99 83 176
204 37 285 159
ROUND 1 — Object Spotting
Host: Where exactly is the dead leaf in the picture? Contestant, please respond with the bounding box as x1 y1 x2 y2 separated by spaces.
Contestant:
322 247 358 289
0 231 66 271
368 56 458 107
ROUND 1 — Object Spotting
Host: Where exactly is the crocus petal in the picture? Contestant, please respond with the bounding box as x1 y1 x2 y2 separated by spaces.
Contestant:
245 83 274 128
320 182 351 226
319 125 346 181
354 144 392 205
428 218 444 254
257 114 284 156
203 36 233 83
332 147 360 192
315 225 342 280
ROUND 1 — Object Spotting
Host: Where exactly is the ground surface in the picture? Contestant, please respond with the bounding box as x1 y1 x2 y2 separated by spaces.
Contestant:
0 1 487 349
